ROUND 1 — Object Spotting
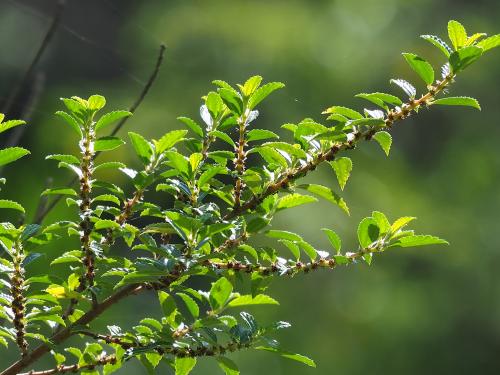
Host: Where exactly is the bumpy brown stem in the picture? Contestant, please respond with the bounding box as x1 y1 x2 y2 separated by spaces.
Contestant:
18 354 116 375
225 73 455 220
10 241 28 356
233 112 248 208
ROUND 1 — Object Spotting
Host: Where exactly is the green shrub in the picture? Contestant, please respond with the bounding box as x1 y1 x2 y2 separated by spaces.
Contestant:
0 20 498 375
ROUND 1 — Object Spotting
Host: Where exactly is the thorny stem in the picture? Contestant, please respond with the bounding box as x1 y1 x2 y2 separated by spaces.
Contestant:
224 73 455 220
10 241 28 356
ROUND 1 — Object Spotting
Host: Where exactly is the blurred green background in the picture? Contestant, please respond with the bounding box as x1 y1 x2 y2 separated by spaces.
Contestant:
1 0 499 373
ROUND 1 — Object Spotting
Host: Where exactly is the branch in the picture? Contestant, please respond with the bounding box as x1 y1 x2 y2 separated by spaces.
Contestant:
32 44 166 225
224 74 455 220
0 284 144 375
18 354 116 375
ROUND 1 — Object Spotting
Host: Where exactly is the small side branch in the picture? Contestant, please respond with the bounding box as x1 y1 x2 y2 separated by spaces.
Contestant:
18 354 116 375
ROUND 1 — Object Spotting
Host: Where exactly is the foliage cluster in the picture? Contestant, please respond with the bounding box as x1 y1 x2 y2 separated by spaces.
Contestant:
0 20 499 375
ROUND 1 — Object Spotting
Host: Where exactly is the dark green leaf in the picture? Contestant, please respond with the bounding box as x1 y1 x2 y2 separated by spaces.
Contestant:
217 356 239 375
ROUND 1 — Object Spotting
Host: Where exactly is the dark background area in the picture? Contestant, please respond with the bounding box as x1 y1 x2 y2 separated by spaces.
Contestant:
0 0 499 373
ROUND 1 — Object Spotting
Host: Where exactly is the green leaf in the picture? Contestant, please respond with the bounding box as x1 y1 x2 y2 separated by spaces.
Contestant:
175 357 197 375
448 20 467 50
391 216 416 232
330 157 352 190
0 119 26 134
357 217 380 248
93 161 126 172
177 292 199 319
266 230 303 242
42 188 78 197
55 111 82 137
128 132 154 164
164 151 190 176
178 116 204 138
87 95 106 111
247 82 285 110
198 166 227 187
95 111 132 132
276 193 317 210
246 129 279 142
212 130 236 147
217 356 240 375
355 92 402 108
209 277 233 311
449 46 483 73
372 211 391 235
94 137 125 152
46 154 80 165
94 219 120 230
206 92 224 118
373 131 392 156
322 106 363 120
477 34 500 52
255 346 316 367
280 240 301 260
299 240 317 261
154 129 188 154
20 224 41 242
241 75 263 97
402 53 435 85
420 35 452 57
228 294 279 307
431 96 480 110
321 228 341 253
0 147 30 167
297 184 349 215
158 291 177 324
219 88 243 115
389 234 449 248
0 199 25 213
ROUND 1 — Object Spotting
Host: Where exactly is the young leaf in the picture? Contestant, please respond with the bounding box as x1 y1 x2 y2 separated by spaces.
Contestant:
276 193 317 210
477 34 500 51
0 119 26 134
389 234 449 248
321 228 341 253
246 129 279 142
449 46 483 73
0 147 30 167
357 217 380 249
297 184 349 215
209 277 233 311
402 53 435 85
448 20 467 50
330 157 352 190
247 82 285 110
355 92 402 108
175 357 197 375
0 199 25 213
42 188 78 196
94 137 125 152
228 294 279 307
128 132 154 164
241 75 263 97
373 131 392 156
420 35 452 57
154 129 188 154
87 95 106 111
206 91 224 118
198 166 227 187
322 106 363 120
55 111 82 137
431 96 480 110
95 111 132 132
177 116 204 138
